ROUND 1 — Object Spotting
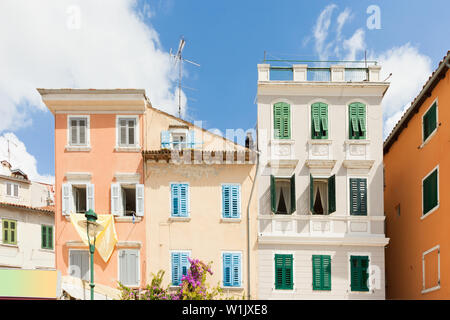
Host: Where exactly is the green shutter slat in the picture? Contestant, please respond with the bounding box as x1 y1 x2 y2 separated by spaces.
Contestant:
270 175 276 213
360 179 367 215
273 104 282 139
358 103 366 133
290 174 296 214
350 179 358 215
322 256 331 290
282 104 291 139
275 254 293 290
328 175 336 214
320 103 328 137
312 103 320 133
349 104 359 138
312 255 322 290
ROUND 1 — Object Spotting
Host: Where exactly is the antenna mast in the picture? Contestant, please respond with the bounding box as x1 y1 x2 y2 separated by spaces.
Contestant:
171 36 200 118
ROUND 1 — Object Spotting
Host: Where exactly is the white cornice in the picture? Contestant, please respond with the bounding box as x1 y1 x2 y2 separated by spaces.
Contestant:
343 160 375 169
258 235 390 247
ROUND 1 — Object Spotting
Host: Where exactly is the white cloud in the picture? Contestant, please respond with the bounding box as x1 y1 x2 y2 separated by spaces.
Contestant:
313 4 337 61
0 132 54 184
0 0 184 133
343 28 366 61
336 8 352 40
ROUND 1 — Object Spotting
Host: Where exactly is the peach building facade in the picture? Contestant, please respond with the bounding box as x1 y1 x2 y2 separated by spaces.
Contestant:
384 51 450 299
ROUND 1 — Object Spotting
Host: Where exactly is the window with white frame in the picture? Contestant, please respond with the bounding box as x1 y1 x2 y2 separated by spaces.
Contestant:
119 249 140 287
171 251 190 286
61 183 94 215
161 129 196 150
222 252 242 287
111 183 144 217
6 182 19 197
69 116 89 146
117 117 138 147
69 250 89 281
422 245 440 293
422 167 438 216
222 184 240 219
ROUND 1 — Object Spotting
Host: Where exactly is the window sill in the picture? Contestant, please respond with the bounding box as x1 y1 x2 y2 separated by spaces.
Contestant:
0 243 18 248
114 216 143 223
221 286 244 291
220 218 241 223
168 217 191 222
344 139 370 145
421 204 439 220
421 285 440 294
270 139 294 145
65 145 91 152
419 128 438 149
115 146 141 152
39 248 54 252
308 139 332 144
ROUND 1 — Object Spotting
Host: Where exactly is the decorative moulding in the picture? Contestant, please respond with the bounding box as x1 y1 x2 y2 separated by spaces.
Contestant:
65 172 92 181
343 160 375 169
305 160 336 169
114 172 141 183
116 241 141 249
268 159 299 168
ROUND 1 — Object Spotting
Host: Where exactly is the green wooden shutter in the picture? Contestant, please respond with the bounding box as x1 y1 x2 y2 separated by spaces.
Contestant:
282 103 291 139
350 256 369 291
423 103 437 141
290 174 296 214
273 104 282 139
41 225 46 249
320 103 328 138
360 179 367 215
423 169 438 215
274 254 284 289
310 174 314 213
312 255 331 291
322 255 331 290
350 178 358 215
275 254 293 290
311 103 320 135
312 255 322 290
284 255 293 289
328 175 336 214
349 104 359 139
358 103 366 136
270 175 276 213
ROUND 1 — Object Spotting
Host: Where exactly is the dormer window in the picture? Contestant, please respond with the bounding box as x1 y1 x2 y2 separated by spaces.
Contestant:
161 129 196 150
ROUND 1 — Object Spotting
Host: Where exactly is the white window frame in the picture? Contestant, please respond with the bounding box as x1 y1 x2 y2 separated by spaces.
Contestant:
116 115 139 148
221 251 243 288
117 249 140 288
169 128 189 150
421 165 439 220
169 182 190 218
67 115 90 147
421 97 438 147
220 183 242 219
272 250 295 292
68 249 90 281
6 182 19 198
421 245 440 294
347 252 373 294
346 100 369 141
170 250 191 287
72 183 88 214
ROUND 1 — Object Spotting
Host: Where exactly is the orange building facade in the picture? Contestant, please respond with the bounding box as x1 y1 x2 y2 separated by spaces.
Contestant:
384 52 450 299
39 89 148 296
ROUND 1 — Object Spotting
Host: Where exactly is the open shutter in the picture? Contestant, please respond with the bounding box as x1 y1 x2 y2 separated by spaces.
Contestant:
135 184 144 216
358 103 366 134
322 255 331 290
62 183 71 215
359 179 367 215
310 174 314 213
290 174 296 214
270 175 276 213
172 252 180 285
48 226 53 249
41 225 46 249
282 103 290 139
320 103 328 136
312 255 322 290
161 130 171 149
311 103 320 133
232 254 241 287
223 253 232 286
231 185 240 218
273 104 282 139
111 183 121 216
328 175 336 214
222 185 231 218
181 252 190 279
86 183 94 212
188 130 195 149
180 184 188 217
349 104 359 138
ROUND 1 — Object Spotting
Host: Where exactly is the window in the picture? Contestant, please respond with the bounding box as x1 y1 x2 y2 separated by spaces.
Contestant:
312 255 331 291
117 117 138 147
311 102 328 139
171 183 189 217
69 250 89 281
6 182 19 197
270 175 296 215
349 102 366 139
423 102 437 142
222 185 240 219
310 175 336 215
349 178 367 216
171 252 190 286
119 249 140 287
274 254 293 290
350 256 369 292
111 183 144 217
2 219 17 245
41 225 53 249
223 252 242 287
61 183 94 215
161 130 196 150
423 167 438 216
422 245 440 293
273 102 290 139
69 116 88 146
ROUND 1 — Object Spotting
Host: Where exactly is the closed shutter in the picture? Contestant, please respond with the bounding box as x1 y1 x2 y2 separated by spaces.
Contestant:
360 179 367 215
275 254 293 290
70 119 77 145
79 119 86 145
328 175 336 214
47 226 53 249
135 184 145 216
312 255 322 290
223 253 232 286
6 183 11 196
290 174 296 214
4 220 17 245
62 183 71 215
350 178 367 216
350 256 369 291
41 225 46 249
222 185 231 218
423 103 437 141
181 252 190 279
172 252 180 285
423 169 438 215
119 250 127 284
322 255 331 290
232 254 241 287
274 254 284 289
171 184 180 217
111 183 121 216
270 175 276 213
284 255 293 289
273 104 282 139
180 184 188 217
282 103 291 139
274 102 290 139
86 184 94 212
161 130 171 149
125 250 139 286
70 251 89 281
231 185 240 218
320 103 328 137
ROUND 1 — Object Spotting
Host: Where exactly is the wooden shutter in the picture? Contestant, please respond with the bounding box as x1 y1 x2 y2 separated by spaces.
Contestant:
223 253 232 286
270 175 276 213
350 179 359 216
275 254 293 290
273 103 282 139
349 103 359 138
161 130 171 149
86 184 94 212
126 250 139 286
312 255 322 290
358 103 366 135
180 184 188 217
62 183 71 215
311 103 320 134
181 252 190 278
135 184 145 216
310 174 314 213
423 169 438 215
70 119 77 145
322 255 331 290
111 183 121 216
328 175 336 214
48 226 53 249
360 179 367 215
320 103 328 137
282 103 290 139
351 256 369 291
232 253 241 287
171 252 180 285
423 103 437 141
222 185 231 218
274 254 284 289
171 184 179 217
284 255 293 289
231 185 240 218
79 119 86 145
41 225 46 249
290 174 296 214
70 251 89 281
10 220 16 244
188 130 195 149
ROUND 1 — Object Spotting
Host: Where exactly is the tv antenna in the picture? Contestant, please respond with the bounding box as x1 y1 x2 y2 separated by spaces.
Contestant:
170 36 200 118
6 138 17 163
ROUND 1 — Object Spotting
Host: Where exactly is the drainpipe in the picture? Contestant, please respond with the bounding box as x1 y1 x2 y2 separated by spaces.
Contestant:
246 124 260 300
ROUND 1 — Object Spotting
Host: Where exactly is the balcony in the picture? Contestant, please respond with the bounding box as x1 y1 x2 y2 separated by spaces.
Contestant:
257 61 381 82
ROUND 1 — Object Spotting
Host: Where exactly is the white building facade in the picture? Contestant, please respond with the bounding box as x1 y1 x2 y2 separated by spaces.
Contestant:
0 160 55 270
256 63 390 299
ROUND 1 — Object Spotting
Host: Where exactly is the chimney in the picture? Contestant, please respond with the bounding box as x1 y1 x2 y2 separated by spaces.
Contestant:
245 132 254 150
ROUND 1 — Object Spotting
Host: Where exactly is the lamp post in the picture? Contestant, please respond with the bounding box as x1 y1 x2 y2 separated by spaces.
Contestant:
81 209 103 300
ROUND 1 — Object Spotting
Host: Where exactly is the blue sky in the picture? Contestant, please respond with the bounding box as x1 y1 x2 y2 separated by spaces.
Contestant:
0 0 449 181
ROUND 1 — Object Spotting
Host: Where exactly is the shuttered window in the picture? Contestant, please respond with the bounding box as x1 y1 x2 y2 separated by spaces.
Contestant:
41 225 53 249
349 178 367 216
350 256 369 292
2 219 17 245
171 183 189 217
119 249 140 287
69 250 89 281
171 252 190 286
423 168 438 215
423 102 437 142
349 103 366 139
69 117 88 146
312 255 331 290
223 253 242 287
311 102 328 139
273 102 291 139
270 175 296 214
222 185 240 218
274 254 293 290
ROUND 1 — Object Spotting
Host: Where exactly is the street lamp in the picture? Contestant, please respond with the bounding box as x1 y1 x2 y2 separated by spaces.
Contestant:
78 209 103 300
